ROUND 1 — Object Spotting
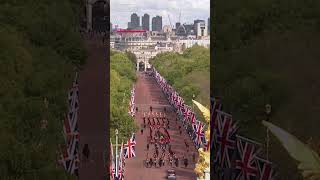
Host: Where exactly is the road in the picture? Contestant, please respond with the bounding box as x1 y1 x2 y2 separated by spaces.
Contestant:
124 72 198 180
78 35 109 180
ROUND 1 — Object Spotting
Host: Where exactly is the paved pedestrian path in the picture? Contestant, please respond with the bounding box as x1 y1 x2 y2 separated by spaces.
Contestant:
125 72 198 180
78 36 109 180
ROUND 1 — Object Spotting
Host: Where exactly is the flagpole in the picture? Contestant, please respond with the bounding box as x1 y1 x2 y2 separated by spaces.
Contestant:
115 129 118 178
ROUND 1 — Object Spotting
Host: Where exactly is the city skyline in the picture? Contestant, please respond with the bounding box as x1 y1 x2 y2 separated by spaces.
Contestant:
111 0 210 29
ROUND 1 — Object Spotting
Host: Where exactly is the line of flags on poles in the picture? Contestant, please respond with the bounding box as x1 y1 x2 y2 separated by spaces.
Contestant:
58 72 80 176
110 133 137 180
152 67 209 151
211 97 277 180
128 85 135 117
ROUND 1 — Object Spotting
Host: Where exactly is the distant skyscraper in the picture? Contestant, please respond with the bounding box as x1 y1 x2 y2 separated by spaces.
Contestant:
128 22 132 30
131 13 140 29
142 14 150 31
152 16 162 32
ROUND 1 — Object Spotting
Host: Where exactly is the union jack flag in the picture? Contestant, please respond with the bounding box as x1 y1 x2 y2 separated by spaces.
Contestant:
67 132 80 160
183 106 192 122
124 133 136 158
190 112 197 125
178 102 185 115
58 144 70 169
68 87 79 111
256 157 276 180
128 85 135 117
214 110 237 169
63 114 72 141
194 121 205 147
67 153 79 175
211 97 222 127
234 136 262 180
110 140 115 180
202 135 210 151
211 97 222 147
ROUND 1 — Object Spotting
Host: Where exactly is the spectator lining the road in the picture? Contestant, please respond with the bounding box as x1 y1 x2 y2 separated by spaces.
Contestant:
82 144 90 162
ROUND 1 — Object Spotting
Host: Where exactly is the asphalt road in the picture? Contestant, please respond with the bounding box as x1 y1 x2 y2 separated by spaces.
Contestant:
124 72 198 180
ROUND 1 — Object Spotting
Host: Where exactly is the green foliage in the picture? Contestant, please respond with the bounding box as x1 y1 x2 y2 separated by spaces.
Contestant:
150 46 210 122
110 51 137 144
125 51 137 65
214 0 320 178
0 0 85 179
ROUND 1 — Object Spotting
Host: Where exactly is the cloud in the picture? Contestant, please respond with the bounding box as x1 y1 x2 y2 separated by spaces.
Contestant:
110 0 210 28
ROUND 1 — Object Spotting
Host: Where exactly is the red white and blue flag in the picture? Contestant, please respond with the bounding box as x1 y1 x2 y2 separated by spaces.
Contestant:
256 156 275 180
193 121 205 147
190 112 197 125
110 140 115 179
210 97 223 155
128 85 135 117
214 110 237 169
124 133 136 158
234 136 262 180
183 106 192 122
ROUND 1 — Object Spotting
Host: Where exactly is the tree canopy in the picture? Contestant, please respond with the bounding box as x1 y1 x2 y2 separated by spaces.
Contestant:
150 46 210 122
213 0 320 178
110 51 138 144
0 0 86 179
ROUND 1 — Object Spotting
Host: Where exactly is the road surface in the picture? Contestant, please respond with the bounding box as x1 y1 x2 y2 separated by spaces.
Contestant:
78 35 109 180
125 72 198 180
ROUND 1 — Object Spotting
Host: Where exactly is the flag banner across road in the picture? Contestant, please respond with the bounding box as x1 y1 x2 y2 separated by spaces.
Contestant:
210 96 277 180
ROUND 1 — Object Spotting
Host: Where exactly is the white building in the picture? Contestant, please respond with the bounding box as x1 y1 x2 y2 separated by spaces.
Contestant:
179 38 210 49
195 21 208 38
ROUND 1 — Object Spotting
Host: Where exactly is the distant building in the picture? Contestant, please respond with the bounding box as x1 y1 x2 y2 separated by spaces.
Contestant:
176 24 187 36
152 16 162 32
142 14 150 31
163 25 172 33
179 38 210 49
194 19 205 25
127 22 132 30
195 20 207 38
184 24 195 36
131 13 140 29
175 22 181 30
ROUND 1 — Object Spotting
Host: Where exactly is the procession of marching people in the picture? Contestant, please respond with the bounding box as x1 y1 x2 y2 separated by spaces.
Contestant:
140 106 197 169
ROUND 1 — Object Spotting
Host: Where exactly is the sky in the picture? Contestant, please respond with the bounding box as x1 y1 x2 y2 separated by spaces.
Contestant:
110 0 210 29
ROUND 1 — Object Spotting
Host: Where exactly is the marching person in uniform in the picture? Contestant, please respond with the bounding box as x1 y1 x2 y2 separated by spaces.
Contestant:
184 156 189 168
